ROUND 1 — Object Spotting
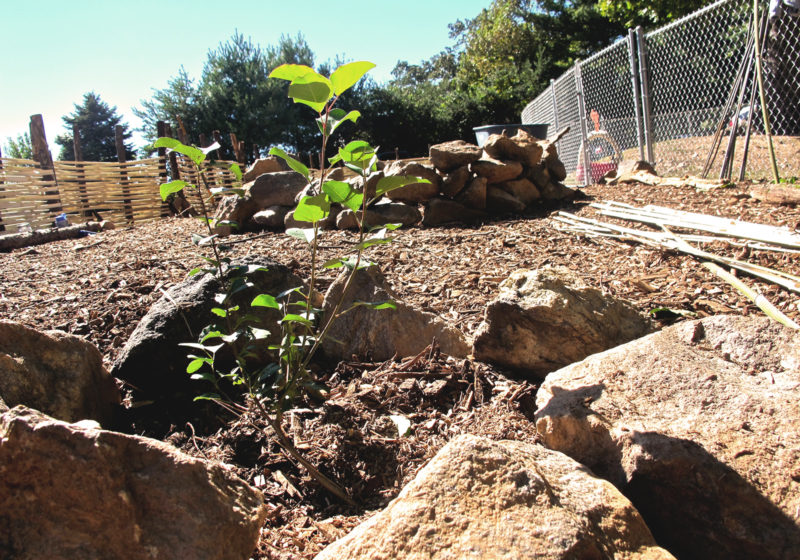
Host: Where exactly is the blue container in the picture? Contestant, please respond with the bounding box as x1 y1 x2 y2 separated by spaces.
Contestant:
55 213 69 228
473 124 549 147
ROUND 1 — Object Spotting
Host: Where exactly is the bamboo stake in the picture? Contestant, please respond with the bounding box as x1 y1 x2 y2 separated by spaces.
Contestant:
752 0 780 182
702 262 799 329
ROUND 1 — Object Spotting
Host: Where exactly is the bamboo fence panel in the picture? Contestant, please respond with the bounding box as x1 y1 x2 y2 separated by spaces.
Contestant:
0 157 166 231
175 155 238 211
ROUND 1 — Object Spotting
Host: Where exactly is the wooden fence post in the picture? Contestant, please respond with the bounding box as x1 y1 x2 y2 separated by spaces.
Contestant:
0 145 5 231
72 123 91 218
229 133 245 165
156 120 171 217
116 125 133 223
212 130 225 158
30 114 63 221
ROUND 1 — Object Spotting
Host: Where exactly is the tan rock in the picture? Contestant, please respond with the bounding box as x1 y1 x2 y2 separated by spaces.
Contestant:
473 266 651 378
336 203 421 230
486 186 526 214
0 320 119 425
212 195 258 236
440 165 472 199
422 198 486 226
429 140 482 172
483 131 543 167
541 142 567 181
242 156 285 182
497 178 540 206
455 176 488 210
471 157 523 184
316 434 674 560
535 315 800 559
383 161 441 203
0 406 266 560
248 170 307 208
321 266 469 361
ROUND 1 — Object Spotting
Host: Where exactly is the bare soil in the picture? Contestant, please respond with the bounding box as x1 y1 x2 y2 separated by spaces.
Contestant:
1 178 799 558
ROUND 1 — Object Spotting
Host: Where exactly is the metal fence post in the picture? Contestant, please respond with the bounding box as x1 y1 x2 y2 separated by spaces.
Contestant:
636 26 655 164
550 79 560 143
574 61 593 186
628 29 646 161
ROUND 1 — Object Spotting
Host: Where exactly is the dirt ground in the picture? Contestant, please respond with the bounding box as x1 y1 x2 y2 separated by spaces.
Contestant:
2 177 799 558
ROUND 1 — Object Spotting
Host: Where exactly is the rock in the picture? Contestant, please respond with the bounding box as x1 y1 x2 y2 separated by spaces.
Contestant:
382 161 441 203
483 132 543 167
0 320 119 426
212 195 259 236
321 266 469 361
249 205 291 229
110 260 303 415
346 171 383 201
429 140 482 172
498 177 541 206
539 180 580 201
471 157 523 184
603 159 656 183
242 156 286 182
486 186 527 214
542 142 567 181
0 406 266 560
316 434 674 560
455 176 488 210
421 198 486 226
526 164 551 190
248 170 307 208
440 165 472 198
472 266 651 378
336 203 421 230
535 315 800 560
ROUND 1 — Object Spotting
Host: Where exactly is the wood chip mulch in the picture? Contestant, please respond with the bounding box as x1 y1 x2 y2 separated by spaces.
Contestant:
1 178 798 558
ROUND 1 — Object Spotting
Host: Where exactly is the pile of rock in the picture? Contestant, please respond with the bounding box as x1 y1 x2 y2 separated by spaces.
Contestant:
212 131 577 235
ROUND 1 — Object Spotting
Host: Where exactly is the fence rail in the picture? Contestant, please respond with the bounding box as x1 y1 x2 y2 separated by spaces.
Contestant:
522 0 800 183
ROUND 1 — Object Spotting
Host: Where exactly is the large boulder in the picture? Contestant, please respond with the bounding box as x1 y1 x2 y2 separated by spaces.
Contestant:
0 406 266 560
242 156 286 182
486 185 526 214
472 267 651 378
429 140 482 173
248 170 307 208
249 205 291 230
497 177 541 206
111 260 303 413
321 266 469 361
535 315 800 560
316 434 674 560
439 165 472 199
382 161 441 203
0 320 119 426
455 176 488 210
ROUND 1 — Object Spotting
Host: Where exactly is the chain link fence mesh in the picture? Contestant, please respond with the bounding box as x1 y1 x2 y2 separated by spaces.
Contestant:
522 0 800 183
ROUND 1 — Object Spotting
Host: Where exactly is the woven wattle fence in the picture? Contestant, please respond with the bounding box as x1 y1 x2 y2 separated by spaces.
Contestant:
0 155 238 232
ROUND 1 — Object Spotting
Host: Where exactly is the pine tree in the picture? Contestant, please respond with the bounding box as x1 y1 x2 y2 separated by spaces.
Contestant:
55 92 135 161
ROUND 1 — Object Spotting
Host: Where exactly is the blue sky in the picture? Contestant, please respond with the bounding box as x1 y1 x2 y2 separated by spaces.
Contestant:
0 0 492 156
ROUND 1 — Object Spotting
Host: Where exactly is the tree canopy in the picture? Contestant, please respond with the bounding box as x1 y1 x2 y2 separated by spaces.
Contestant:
3 132 32 159
55 92 135 161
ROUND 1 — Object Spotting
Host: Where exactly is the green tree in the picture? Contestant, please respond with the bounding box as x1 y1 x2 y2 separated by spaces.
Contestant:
55 92 135 161
3 132 32 159
598 0 710 29
133 66 202 150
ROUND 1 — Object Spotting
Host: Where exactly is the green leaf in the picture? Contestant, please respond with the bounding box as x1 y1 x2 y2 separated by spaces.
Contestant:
294 194 330 223
201 330 224 342
188 267 203 276
323 258 345 269
268 147 309 180
251 294 279 309
187 357 212 374
269 63 316 81
180 342 225 354
356 237 392 251
353 300 397 310
286 228 316 244
316 108 361 136
281 313 313 327
193 393 222 402
229 162 242 182
210 307 227 318
287 72 333 113
251 327 271 340
322 180 363 213
375 175 430 197
153 137 206 166
330 61 376 96
336 140 376 171
159 180 188 201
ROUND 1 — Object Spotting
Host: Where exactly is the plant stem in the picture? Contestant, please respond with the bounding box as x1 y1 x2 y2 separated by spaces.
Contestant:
197 171 223 279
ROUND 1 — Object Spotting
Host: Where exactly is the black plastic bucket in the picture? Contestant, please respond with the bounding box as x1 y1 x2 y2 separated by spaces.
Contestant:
473 124 548 147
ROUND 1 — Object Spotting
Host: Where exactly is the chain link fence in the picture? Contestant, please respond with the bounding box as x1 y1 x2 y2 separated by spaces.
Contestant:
522 0 800 183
